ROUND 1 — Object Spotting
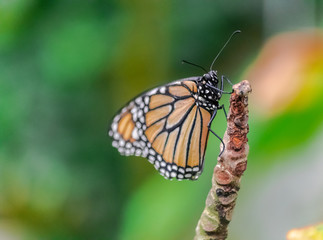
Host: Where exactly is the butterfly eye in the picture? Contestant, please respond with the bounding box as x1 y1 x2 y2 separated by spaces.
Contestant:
203 74 212 82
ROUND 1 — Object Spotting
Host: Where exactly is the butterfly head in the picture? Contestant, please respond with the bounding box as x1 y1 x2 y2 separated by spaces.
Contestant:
202 70 218 86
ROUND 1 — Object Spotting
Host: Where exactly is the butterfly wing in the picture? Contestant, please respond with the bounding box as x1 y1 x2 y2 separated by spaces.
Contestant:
109 77 211 180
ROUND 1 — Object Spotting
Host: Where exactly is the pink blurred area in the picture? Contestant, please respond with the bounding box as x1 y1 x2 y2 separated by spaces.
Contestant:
245 29 323 117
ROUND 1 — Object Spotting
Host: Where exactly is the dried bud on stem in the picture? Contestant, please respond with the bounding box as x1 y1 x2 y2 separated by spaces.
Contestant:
194 80 252 240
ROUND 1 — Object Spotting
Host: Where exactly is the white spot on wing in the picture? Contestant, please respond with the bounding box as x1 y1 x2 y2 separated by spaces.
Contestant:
113 133 119 140
138 129 143 136
135 98 142 104
155 161 160 169
132 128 139 140
112 123 118 132
148 88 158 95
149 149 155 155
144 96 149 104
185 173 192 178
193 167 199 172
130 148 135 154
133 112 137 121
140 141 146 148
160 87 166 94
143 148 148 157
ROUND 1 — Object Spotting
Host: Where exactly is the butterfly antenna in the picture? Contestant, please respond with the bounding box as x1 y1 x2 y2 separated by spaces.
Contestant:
210 30 241 71
182 60 208 73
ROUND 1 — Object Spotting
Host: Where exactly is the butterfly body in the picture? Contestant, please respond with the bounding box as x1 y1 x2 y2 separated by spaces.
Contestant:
109 70 226 181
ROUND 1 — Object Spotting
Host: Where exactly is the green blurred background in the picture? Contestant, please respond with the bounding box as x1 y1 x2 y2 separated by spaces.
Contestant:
1 0 323 239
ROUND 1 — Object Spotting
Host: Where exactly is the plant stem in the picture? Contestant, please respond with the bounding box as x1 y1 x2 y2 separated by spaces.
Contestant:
194 80 252 240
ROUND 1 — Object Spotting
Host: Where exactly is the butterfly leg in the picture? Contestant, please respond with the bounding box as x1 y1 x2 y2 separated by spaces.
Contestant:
208 108 225 156
205 74 232 94
209 128 225 156
221 75 234 94
205 84 233 94
218 104 227 119
222 75 234 86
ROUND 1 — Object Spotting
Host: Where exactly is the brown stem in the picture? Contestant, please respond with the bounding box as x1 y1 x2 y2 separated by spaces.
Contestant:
194 80 252 240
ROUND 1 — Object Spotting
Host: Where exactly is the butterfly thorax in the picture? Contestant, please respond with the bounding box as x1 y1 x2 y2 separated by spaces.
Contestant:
196 70 221 111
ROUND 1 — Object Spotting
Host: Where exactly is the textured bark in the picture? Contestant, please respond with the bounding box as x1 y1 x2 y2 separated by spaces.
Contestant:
194 80 252 240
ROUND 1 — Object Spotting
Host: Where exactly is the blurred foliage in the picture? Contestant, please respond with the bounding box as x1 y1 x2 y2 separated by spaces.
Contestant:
0 0 323 240
287 223 323 240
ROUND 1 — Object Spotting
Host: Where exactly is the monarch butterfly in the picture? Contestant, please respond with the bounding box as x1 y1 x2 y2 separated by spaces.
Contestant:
109 30 241 180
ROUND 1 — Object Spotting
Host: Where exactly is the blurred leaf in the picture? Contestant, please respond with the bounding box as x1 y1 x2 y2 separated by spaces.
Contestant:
287 223 323 240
